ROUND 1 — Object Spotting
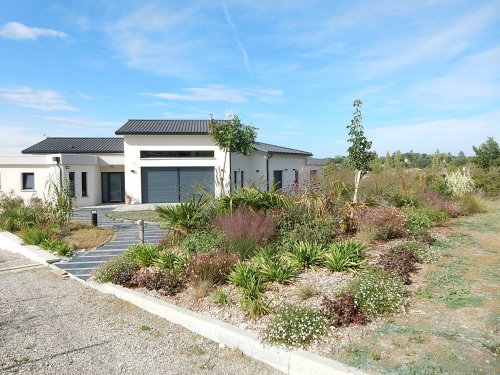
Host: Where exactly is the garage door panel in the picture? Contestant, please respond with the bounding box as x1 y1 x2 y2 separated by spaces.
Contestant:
179 167 214 201
142 167 214 203
141 167 178 203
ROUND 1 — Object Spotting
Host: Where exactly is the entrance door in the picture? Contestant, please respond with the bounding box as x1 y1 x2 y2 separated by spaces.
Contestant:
101 172 125 203
273 170 283 190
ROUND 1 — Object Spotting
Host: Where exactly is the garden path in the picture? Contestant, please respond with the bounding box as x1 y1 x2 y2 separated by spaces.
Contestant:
54 207 165 281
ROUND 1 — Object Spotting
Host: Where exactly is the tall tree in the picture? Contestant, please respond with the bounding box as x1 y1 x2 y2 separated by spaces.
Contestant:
384 151 392 172
473 137 500 169
394 150 403 172
209 115 257 196
346 99 375 203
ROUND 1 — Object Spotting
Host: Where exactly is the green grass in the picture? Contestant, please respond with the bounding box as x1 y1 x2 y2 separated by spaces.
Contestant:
342 343 381 370
106 210 162 223
416 254 484 308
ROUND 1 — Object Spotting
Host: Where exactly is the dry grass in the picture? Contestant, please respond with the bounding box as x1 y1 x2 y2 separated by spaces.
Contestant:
64 224 115 250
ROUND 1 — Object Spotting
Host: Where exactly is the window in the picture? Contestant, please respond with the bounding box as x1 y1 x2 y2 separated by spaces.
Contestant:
233 170 238 189
140 150 214 158
69 172 75 197
240 171 244 188
294 170 299 185
22 173 34 190
82 172 88 197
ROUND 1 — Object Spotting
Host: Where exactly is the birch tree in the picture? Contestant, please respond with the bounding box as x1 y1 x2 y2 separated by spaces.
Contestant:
346 99 375 203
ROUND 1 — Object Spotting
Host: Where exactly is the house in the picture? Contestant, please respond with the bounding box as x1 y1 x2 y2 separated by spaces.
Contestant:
0 120 313 207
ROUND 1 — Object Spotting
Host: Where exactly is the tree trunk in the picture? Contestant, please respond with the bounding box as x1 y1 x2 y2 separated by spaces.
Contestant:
219 151 228 196
353 170 362 204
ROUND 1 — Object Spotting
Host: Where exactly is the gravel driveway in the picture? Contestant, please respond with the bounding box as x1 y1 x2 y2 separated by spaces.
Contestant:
0 249 280 375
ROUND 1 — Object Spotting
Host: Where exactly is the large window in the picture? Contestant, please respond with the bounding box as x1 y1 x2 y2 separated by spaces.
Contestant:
22 173 34 190
81 172 88 197
140 150 214 158
69 172 75 197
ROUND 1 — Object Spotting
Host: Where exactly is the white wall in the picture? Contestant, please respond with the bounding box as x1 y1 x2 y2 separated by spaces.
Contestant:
123 135 229 203
231 151 308 191
0 154 125 207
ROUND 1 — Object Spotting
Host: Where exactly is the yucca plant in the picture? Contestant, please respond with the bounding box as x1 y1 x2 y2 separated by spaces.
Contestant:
125 243 161 267
156 195 211 237
324 239 366 273
217 186 292 214
285 241 325 269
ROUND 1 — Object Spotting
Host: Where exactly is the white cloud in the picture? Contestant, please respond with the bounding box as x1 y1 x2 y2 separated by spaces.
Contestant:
0 22 67 41
0 87 78 111
368 112 500 155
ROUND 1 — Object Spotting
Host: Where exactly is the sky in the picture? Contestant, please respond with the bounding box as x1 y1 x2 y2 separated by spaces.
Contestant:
0 0 499 157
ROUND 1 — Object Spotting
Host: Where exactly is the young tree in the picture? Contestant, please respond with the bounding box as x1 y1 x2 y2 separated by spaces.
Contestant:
394 150 403 172
209 115 257 196
346 99 375 203
472 137 500 169
384 151 392 172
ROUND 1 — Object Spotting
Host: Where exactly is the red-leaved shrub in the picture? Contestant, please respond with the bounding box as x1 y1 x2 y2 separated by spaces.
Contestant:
133 266 184 295
184 251 239 285
378 246 419 285
355 206 407 240
418 192 461 218
320 293 368 327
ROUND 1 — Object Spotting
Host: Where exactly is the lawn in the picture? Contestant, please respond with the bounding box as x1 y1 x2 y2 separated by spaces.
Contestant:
63 223 115 250
335 198 500 374
106 210 162 223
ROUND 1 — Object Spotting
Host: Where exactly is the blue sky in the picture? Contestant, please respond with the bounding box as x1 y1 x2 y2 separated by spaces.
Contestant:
0 0 499 157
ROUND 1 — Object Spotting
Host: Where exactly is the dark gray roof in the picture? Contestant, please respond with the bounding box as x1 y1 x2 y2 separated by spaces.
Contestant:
115 119 222 135
22 137 124 154
254 142 312 156
306 158 327 166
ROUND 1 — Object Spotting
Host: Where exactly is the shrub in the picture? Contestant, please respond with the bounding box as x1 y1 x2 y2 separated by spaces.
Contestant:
92 256 139 286
403 241 440 264
445 168 475 197
156 195 212 238
251 251 298 284
405 208 433 235
425 174 451 196
348 269 408 316
43 178 73 227
0 205 38 231
279 216 335 247
217 186 292 213
40 239 73 256
213 207 276 259
419 192 461 218
320 293 368 327
185 251 239 285
458 194 485 215
262 304 327 347
125 243 161 267
387 190 419 208
285 241 324 269
153 250 186 275
132 266 184 295
21 226 55 245
180 230 225 253
378 246 419 285
0 191 24 211
471 165 500 195
324 239 366 273
355 206 407 240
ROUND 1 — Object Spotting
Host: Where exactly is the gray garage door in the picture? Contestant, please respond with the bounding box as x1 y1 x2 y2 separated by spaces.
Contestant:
141 167 214 203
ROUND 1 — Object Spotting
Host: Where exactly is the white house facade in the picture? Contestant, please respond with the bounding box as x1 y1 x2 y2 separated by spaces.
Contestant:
0 120 313 207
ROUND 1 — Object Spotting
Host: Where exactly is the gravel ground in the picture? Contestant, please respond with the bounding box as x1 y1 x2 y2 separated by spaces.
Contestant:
0 249 280 375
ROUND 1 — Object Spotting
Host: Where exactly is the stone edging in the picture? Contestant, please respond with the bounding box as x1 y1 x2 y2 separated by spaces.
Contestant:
0 231 60 264
1 230 366 375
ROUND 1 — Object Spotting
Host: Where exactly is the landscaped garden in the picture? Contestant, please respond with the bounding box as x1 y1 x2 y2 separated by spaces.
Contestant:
0 181 114 256
91 164 497 370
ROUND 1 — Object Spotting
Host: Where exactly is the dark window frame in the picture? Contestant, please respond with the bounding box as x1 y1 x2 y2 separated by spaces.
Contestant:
81 172 88 197
22 173 35 190
69 172 75 197
140 150 215 159
233 170 238 189
240 171 244 188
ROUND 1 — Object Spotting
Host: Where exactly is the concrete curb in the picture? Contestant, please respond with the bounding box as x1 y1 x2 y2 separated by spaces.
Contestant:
0 231 60 264
88 281 366 375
